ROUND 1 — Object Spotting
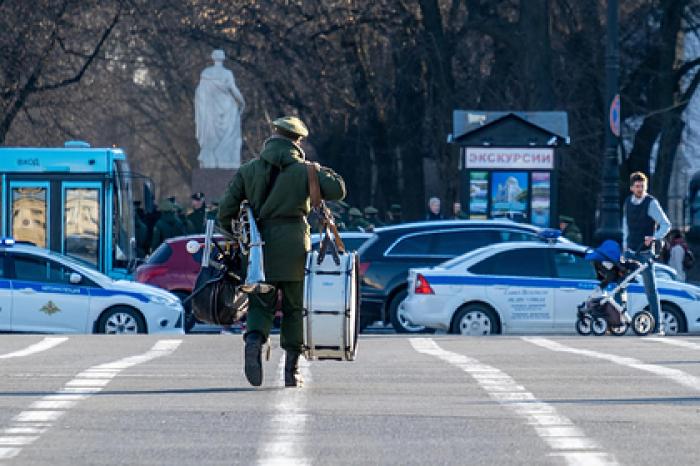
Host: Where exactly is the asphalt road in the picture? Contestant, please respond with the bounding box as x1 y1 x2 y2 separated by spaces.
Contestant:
3 334 700 465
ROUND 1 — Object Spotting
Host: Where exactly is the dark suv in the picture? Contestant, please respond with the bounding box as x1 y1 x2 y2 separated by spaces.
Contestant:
357 220 550 333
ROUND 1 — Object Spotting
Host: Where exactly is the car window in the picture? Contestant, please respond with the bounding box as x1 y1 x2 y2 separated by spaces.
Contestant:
553 251 596 280
12 254 94 286
147 243 173 264
469 248 553 277
343 237 369 252
386 234 432 256
429 230 499 256
497 230 538 242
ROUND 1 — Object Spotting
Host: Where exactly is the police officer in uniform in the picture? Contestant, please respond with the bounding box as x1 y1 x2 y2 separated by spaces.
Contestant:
218 116 346 387
187 192 207 234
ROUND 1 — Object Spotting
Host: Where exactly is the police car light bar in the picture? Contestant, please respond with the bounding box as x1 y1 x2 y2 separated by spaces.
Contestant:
0 238 15 247
538 229 562 241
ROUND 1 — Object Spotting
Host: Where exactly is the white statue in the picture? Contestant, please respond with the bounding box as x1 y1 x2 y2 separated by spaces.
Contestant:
195 49 245 169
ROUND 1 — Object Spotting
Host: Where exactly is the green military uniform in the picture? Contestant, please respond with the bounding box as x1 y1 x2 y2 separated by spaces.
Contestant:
560 215 583 244
364 206 384 228
186 205 207 234
386 204 403 225
150 200 188 252
347 207 371 231
218 134 346 352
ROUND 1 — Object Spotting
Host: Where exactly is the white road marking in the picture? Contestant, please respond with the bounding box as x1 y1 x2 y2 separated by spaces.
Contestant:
257 355 312 466
0 339 181 462
646 337 700 351
410 338 617 466
523 337 700 391
0 338 68 359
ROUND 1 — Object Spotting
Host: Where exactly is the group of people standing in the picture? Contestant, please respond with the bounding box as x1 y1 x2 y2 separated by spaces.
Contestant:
134 192 217 256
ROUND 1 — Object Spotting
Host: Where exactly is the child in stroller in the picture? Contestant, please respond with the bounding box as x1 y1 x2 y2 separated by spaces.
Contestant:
575 240 655 336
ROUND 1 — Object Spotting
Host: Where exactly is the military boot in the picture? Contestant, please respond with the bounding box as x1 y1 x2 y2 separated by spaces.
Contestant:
284 351 303 387
244 332 264 387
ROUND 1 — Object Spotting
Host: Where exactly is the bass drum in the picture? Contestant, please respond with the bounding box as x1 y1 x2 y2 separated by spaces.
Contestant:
303 250 360 361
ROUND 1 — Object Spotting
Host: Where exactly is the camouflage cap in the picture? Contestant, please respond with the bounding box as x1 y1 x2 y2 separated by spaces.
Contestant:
273 116 309 138
348 207 362 217
364 206 378 215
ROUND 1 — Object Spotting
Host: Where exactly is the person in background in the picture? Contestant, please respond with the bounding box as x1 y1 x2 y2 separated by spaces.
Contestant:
559 215 583 243
453 202 468 220
426 197 443 221
347 207 370 231
622 171 671 334
187 192 207 234
150 199 188 253
364 206 384 228
667 229 689 282
386 204 402 225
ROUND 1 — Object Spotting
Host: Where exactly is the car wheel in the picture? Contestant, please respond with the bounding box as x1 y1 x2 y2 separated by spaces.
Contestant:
451 304 499 336
389 289 433 334
173 291 196 333
632 311 655 336
661 305 684 335
98 307 146 334
591 317 608 336
575 316 592 336
610 323 629 336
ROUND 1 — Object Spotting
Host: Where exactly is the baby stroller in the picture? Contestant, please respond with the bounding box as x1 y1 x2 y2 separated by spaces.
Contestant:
575 240 655 336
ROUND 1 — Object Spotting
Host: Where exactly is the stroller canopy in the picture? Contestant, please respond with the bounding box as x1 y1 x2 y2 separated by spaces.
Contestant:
585 240 621 263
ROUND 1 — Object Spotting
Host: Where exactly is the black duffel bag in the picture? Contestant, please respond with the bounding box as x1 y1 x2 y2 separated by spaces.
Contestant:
188 258 248 327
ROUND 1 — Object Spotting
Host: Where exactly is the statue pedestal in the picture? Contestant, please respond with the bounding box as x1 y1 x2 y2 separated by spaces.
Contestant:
191 168 237 203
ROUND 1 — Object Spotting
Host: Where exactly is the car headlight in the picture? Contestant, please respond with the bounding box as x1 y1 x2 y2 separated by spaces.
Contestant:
149 295 178 306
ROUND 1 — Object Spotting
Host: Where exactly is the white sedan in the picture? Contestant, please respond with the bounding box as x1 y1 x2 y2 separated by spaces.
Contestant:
402 241 699 336
0 241 184 334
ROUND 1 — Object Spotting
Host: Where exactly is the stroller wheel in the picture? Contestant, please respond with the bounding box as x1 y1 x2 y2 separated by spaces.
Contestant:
610 323 629 336
575 316 593 336
591 317 608 336
632 311 655 336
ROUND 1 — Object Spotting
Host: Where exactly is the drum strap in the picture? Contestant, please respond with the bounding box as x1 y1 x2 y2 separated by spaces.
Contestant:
306 164 346 255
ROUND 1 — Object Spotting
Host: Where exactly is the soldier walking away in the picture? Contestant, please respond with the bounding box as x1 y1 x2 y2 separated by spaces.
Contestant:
187 192 207 234
150 199 188 253
426 197 443 220
218 116 346 388
622 172 671 335
559 215 583 243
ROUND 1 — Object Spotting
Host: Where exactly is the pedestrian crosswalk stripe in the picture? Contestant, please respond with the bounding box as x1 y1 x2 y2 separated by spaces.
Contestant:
410 338 618 466
0 337 68 359
0 339 182 462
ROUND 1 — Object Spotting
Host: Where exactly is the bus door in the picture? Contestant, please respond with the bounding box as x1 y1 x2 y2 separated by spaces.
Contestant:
61 182 103 270
8 181 50 249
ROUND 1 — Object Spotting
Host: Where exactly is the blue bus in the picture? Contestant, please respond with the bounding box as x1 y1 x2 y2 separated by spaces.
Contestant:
0 141 146 278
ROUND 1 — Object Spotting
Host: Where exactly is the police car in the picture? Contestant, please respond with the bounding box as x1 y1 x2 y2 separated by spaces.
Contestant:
0 239 184 334
402 240 700 336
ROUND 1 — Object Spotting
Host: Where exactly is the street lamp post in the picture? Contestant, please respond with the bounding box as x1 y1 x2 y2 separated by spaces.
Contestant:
595 0 623 244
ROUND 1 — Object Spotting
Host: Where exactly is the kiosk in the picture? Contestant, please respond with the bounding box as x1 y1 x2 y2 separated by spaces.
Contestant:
449 111 570 228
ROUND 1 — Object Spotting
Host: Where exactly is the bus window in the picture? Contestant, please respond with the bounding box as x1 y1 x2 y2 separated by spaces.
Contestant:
112 160 136 271
12 187 48 248
64 188 100 266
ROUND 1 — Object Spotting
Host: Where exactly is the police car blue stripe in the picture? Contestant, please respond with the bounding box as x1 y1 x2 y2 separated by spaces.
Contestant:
0 280 11 289
423 275 696 300
89 288 149 303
